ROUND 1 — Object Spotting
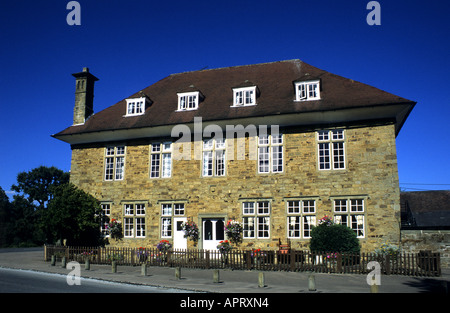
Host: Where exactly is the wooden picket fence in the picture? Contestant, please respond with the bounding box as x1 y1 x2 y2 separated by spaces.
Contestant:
44 245 441 277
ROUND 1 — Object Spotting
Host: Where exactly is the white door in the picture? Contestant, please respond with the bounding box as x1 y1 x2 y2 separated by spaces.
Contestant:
173 217 187 250
202 218 225 251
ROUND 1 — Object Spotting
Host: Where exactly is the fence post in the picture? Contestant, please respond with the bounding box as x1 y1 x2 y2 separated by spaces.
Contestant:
336 253 342 273
246 251 252 270
385 254 391 275
290 249 295 271
205 250 210 269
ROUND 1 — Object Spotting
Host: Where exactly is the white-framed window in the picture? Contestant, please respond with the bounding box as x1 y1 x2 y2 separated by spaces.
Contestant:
123 203 146 238
258 133 283 173
317 129 345 170
333 198 365 238
232 86 256 106
202 138 226 177
100 203 111 237
161 203 185 238
242 201 271 239
150 142 172 178
287 200 317 239
295 80 320 101
126 97 146 116
177 92 199 111
105 146 125 181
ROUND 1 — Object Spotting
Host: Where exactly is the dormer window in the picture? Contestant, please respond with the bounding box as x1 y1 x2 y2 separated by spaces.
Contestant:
126 97 146 116
295 80 320 101
177 91 199 111
232 86 256 107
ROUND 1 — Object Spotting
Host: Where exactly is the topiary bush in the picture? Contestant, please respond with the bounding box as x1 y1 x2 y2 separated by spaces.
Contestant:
309 216 360 254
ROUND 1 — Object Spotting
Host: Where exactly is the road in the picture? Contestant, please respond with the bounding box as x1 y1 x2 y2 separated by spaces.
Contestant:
0 267 189 293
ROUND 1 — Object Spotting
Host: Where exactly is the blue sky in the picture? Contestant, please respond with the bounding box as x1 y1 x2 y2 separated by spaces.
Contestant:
0 0 449 196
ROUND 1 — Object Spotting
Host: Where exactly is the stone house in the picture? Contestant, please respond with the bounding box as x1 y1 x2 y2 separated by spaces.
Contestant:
52 59 415 252
400 190 450 267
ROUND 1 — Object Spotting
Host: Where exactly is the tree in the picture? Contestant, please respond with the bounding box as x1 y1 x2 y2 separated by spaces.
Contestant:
11 166 69 210
42 183 105 246
309 216 360 254
0 187 12 247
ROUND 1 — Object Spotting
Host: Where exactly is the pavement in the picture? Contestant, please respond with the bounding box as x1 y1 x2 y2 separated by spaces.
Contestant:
0 247 449 294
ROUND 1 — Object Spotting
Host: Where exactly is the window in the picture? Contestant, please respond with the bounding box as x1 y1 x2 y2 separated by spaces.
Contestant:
295 80 320 101
317 130 345 170
124 203 146 238
258 133 283 173
161 203 185 238
242 201 270 239
287 200 317 239
177 92 199 111
333 198 365 238
105 146 125 181
100 203 111 237
126 97 146 116
150 142 172 178
232 86 256 106
202 138 226 177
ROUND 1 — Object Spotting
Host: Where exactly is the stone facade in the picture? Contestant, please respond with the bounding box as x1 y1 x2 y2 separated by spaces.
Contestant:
70 122 401 252
401 230 450 268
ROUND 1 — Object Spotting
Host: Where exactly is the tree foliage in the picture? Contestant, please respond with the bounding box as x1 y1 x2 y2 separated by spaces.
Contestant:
42 183 105 246
1 166 104 247
309 217 360 254
11 166 69 209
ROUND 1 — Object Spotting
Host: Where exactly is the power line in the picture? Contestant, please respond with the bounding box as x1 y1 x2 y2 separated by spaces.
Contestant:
400 183 450 186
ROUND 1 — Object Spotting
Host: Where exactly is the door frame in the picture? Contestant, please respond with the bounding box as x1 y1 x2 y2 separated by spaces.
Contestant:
198 213 227 250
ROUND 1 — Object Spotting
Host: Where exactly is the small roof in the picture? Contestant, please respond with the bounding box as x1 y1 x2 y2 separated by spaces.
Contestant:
401 190 450 228
53 59 415 144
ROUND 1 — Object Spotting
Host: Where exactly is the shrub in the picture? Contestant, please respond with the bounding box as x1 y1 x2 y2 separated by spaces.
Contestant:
309 217 360 254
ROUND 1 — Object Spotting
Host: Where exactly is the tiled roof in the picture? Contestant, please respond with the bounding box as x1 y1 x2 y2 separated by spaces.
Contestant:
401 190 450 228
53 59 415 141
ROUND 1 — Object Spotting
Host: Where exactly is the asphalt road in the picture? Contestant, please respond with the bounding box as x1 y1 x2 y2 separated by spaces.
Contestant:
0 267 189 293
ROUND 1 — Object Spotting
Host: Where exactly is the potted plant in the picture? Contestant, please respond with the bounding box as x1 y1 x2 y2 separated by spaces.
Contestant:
224 220 243 245
157 240 172 252
217 240 232 265
136 247 148 263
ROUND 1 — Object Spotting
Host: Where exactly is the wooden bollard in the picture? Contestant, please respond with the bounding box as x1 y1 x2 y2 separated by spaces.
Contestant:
51 255 56 266
112 261 117 273
85 258 90 270
258 272 266 288
213 269 220 283
141 263 147 276
61 256 66 268
175 267 182 280
308 274 316 291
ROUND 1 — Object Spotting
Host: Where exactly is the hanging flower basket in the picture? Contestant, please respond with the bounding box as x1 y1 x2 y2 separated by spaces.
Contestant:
107 218 123 240
317 215 333 227
182 220 199 243
224 220 243 245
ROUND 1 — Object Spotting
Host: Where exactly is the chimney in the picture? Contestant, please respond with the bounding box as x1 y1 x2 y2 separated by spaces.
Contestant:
72 67 99 125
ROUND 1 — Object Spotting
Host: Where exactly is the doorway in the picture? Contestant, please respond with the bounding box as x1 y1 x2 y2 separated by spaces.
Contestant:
202 218 225 251
173 217 187 250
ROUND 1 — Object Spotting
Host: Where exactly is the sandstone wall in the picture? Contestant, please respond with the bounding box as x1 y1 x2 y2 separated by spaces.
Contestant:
70 123 401 252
